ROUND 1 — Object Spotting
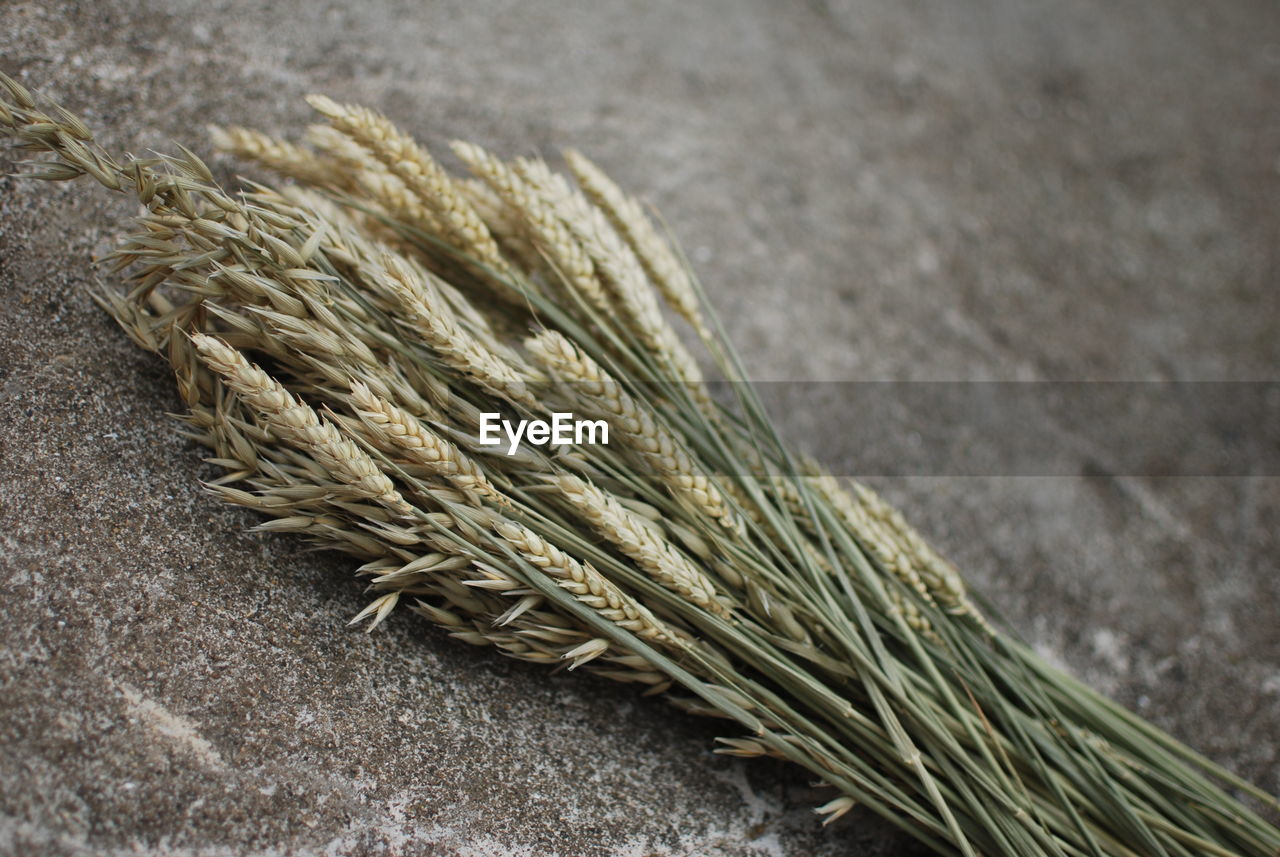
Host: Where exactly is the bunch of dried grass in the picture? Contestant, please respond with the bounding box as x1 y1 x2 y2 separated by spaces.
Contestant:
3 73 1276 856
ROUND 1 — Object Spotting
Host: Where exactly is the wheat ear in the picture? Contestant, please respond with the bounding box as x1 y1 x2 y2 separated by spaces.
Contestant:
525 330 743 535
556 474 732 617
191 334 411 514
450 141 609 312
305 95 511 276
375 254 537 411
516 157 712 405
208 125 349 190
805 473 934 603
297 127 447 238
349 381 505 505
850 482 988 628
493 520 676 645
455 177 546 279
563 148 711 340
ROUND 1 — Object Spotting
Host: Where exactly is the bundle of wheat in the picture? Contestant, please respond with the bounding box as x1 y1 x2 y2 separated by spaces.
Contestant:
2 72 1275 856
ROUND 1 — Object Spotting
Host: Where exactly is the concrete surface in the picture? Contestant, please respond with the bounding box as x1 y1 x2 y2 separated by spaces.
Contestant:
1 1 1277 855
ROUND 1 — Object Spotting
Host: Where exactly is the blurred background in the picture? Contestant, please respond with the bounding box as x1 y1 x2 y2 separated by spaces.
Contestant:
1 1 1277 854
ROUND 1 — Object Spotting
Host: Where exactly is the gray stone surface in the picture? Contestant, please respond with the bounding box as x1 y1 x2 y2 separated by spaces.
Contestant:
1 0 1277 854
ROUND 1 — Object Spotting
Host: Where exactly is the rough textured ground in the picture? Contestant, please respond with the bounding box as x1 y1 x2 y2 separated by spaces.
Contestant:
1 1 1277 855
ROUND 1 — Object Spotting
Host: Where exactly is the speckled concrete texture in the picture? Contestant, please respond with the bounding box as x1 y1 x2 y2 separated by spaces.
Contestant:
1 1 1277 855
